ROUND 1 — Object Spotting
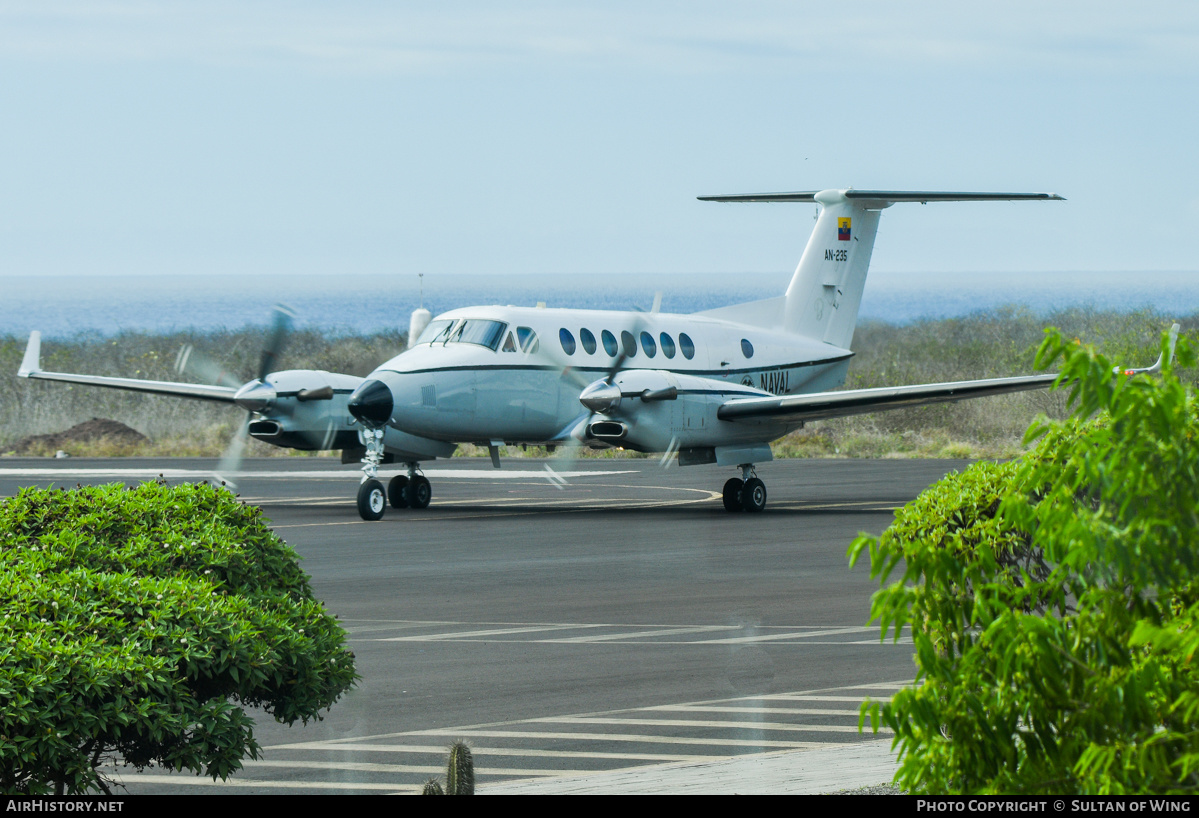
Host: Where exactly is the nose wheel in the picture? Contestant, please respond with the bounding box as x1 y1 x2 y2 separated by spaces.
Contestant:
721 465 767 513
357 479 387 521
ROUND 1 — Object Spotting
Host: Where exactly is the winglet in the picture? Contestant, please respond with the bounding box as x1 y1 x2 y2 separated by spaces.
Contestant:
18 331 41 377
1116 323 1180 376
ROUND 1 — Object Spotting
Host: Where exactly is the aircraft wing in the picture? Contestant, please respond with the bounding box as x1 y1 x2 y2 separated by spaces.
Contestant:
717 373 1058 424
17 331 238 403
718 325 1176 425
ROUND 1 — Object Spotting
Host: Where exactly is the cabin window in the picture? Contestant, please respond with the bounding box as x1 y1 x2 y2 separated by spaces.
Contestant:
741 339 754 358
516 326 539 353
559 328 576 355
601 330 618 357
620 330 637 358
679 333 695 360
660 333 676 359
454 319 508 351
416 320 453 345
580 328 597 354
640 331 656 358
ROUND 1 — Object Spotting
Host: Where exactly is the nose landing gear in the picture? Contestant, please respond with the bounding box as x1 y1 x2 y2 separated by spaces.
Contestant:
721 464 767 513
354 429 434 521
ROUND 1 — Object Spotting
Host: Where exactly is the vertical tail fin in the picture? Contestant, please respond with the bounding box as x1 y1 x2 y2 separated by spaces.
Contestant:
782 192 882 347
698 189 1064 348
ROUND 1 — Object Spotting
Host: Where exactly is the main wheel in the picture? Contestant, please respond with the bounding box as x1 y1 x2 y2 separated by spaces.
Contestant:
357 479 387 521
722 477 744 512
388 475 410 508
405 474 432 509
741 477 767 513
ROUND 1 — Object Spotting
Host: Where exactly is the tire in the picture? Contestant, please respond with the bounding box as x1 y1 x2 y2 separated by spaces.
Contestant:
388 475 410 509
405 475 432 509
740 477 767 513
722 478 744 512
357 479 387 521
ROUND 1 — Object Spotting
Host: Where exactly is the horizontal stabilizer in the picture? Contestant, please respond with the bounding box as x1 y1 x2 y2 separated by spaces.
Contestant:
698 190 1065 203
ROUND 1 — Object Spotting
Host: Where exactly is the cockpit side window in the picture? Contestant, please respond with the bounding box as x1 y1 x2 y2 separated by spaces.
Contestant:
502 331 517 352
516 326 539 353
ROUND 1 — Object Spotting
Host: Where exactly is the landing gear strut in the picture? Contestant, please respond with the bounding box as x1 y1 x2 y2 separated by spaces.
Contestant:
357 427 388 521
721 464 767 513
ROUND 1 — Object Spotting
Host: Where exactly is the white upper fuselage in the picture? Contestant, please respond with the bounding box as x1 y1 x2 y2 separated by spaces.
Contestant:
366 304 853 449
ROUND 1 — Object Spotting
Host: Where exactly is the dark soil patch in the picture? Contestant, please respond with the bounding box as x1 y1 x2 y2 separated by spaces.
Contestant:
7 418 149 456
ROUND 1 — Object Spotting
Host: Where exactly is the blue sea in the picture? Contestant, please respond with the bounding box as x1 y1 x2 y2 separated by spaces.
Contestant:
3 271 1197 339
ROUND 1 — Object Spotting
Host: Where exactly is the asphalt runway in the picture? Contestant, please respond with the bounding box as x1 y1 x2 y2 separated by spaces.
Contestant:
0 456 967 794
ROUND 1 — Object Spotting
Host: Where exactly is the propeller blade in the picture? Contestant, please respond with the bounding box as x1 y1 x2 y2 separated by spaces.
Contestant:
213 414 251 490
257 304 295 381
175 344 242 389
540 415 590 489
659 435 680 469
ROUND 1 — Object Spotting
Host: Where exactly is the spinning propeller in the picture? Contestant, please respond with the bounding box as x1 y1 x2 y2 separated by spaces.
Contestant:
175 305 297 488
539 315 679 488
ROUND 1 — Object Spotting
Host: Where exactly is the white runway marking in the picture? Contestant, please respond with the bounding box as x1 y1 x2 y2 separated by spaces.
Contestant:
522 716 889 734
379 623 606 641
0 467 636 480
350 619 905 646
400 729 826 749
107 774 417 792
114 679 907 792
246 758 585 777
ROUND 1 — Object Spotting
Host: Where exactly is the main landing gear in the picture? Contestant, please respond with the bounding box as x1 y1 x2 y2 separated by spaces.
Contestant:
721 464 767 513
355 426 432 521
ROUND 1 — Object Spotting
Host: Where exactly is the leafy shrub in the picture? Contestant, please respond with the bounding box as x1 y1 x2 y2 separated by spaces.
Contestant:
0 480 357 795
850 327 1199 794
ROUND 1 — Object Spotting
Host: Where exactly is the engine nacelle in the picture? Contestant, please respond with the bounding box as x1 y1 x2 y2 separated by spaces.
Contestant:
584 369 777 454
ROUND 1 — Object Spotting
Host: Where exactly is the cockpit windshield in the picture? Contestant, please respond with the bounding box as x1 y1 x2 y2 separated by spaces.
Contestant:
416 318 508 351
416 320 453 345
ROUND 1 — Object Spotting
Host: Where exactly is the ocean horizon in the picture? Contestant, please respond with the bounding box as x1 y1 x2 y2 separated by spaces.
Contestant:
3 270 1197 340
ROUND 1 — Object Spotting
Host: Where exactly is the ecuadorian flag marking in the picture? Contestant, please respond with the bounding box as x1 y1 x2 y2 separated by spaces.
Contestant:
837 217 851 241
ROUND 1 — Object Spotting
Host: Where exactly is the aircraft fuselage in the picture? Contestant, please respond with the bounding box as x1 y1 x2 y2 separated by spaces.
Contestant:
365 305 852 453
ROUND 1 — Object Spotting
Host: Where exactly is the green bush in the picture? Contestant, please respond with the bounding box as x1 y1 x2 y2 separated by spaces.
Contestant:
850 327 1199 794
0 481 357 795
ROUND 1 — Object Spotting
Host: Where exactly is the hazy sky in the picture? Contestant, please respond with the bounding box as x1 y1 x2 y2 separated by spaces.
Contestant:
1 1 1196 279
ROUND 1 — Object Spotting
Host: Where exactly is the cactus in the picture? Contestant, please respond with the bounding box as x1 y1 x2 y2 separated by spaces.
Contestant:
420 740 475 795
446 740 475 795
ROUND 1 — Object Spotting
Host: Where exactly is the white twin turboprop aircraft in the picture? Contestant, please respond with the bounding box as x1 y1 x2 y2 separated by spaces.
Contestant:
26 187 1158 521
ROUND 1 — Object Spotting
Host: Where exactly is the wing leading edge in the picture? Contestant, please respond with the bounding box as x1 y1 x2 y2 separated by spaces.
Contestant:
717 373 1057 424
18 331 238 403
718 324 1177 425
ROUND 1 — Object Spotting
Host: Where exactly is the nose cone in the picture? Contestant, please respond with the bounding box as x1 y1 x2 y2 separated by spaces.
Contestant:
233 379 277 413
579 380 622 414
348 378 394 427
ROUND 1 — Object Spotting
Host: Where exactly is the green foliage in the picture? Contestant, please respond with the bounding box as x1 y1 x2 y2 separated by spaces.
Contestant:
421 740 476 795
0 481 357 795
849 327 1199 794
